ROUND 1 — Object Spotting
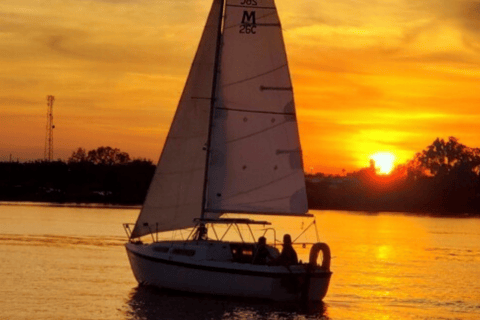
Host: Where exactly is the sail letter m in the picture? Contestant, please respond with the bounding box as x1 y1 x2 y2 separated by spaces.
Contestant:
241 11 256 24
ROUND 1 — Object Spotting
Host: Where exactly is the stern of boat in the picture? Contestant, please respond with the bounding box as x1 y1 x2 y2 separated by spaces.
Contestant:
307 270 332 301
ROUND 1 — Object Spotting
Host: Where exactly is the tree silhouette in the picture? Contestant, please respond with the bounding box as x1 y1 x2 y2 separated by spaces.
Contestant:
87 146 130 165
412 137 480 177
68 148 87 163
68 147 131 165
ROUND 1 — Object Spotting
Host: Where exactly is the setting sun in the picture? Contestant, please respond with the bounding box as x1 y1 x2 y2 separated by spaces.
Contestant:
371 152 396 174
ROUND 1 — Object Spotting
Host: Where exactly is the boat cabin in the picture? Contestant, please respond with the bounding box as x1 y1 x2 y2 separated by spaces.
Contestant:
124 217 320 266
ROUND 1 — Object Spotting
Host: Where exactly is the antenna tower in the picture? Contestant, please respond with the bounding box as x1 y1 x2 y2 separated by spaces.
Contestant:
44 95 55 161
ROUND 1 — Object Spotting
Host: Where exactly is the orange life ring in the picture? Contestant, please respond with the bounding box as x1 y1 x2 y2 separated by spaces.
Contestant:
309 242 331 271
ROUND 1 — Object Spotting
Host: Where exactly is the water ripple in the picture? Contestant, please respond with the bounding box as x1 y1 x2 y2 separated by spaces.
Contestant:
0 234 126 248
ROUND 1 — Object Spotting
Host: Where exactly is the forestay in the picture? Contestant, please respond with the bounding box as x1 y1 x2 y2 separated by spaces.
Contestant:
205 0 308 215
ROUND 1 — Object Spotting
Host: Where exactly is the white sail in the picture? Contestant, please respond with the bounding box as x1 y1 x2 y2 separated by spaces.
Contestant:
131 0 223 238
206 0 308 214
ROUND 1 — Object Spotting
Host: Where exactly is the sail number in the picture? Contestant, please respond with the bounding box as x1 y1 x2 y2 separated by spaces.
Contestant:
240 10 256 34
240 24 256 34
240 0 257 5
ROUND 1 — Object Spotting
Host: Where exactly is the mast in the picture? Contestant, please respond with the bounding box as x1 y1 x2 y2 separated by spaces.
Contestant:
200 0 225 222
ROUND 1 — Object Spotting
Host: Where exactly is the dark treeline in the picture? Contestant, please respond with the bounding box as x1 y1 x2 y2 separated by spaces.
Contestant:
0 147 155 205
2 139 480 215
307 137 480 216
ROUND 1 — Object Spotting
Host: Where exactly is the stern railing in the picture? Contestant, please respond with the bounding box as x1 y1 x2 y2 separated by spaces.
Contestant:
123 223 134 241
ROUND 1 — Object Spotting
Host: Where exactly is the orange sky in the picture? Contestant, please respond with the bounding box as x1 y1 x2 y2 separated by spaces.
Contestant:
1 0 480 174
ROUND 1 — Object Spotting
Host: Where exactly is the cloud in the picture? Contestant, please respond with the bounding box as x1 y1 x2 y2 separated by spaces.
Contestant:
404 0 480 52
422 0 480 32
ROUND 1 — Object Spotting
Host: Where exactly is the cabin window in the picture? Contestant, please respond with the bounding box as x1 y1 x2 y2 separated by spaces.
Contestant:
242 249 253 256
153 247 169 253
171 248 196 257
231 244 255 263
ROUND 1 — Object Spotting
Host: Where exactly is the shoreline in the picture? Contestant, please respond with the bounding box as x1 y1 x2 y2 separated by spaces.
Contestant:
2 200 478 218
0 200 141 210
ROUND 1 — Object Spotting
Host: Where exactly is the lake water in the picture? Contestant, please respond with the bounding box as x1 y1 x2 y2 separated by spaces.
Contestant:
1 203 479 320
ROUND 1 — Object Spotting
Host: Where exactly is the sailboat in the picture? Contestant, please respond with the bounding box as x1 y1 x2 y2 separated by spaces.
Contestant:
124 0 332 301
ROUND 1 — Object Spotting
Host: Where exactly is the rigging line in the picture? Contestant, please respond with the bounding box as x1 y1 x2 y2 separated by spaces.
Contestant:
210 171 302 202
254 23 281 27
260 86 292 91
191 97 212 100
223 120 294 144
223 63 287 87
226 4 276 9
223 12 277 30
230 194 291 205
215 107 295 116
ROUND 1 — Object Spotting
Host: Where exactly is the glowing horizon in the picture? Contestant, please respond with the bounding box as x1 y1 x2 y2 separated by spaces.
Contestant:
1 0 480 174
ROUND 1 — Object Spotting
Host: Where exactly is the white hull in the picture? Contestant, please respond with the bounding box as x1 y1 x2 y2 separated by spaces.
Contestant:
125 241 331 301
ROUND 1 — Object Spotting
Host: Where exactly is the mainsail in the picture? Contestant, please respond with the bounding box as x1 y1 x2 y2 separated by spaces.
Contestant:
130 0 223 238
205 0 308 214
131 0 308 238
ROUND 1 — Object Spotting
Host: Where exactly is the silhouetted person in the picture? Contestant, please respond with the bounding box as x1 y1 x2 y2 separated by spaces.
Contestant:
253 236 271 265
271 234 298 266
194 224 207 240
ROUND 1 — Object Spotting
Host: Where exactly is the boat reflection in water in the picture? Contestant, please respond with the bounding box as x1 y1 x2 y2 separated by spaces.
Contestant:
126 285 329 320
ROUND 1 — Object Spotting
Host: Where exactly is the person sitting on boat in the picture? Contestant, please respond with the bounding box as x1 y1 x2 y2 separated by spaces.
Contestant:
193 223 208 240
270 234 298 266
253 236 272 265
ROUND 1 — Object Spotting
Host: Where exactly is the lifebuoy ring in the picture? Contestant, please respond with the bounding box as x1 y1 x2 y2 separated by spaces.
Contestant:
309 242 331 271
